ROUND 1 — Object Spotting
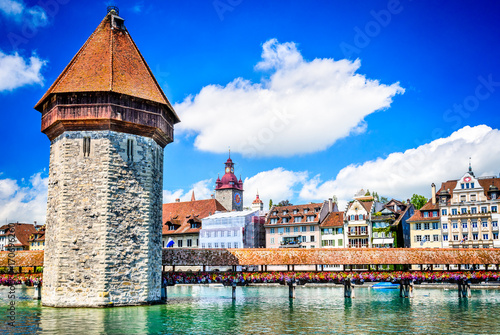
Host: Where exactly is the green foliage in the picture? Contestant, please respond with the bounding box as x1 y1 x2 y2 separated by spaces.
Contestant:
410 194 428 210
277 200 292 207
365 189 371 196
269 199 273 210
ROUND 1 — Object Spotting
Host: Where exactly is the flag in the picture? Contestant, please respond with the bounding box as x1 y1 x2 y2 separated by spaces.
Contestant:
166 238 175 248
460 235 468 244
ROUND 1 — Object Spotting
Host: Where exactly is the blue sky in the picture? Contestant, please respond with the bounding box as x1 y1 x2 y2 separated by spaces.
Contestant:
1 0 500 224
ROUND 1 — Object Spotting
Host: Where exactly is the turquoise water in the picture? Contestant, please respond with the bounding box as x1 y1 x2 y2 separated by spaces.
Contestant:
2 285 500 334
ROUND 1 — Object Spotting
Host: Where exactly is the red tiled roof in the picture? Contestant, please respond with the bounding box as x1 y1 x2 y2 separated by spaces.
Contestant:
0 250 44 266
162 199 227 235
265 203 324 225
163 248 500 266
0 223 37 248
320 212 344 227
437 177 500 199
408 201 440 222
420 201 438 211
347 200 373 213
34 10 178 122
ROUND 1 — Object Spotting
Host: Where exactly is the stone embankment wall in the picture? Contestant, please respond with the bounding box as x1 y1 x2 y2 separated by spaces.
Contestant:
43 130 163 307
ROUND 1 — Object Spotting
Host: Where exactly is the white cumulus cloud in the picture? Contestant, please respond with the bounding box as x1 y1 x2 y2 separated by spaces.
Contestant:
163 179 214 203
298 125 500 209
0 0 48 27
175 38 404 157
243 168 308 209
0 172 48 225
0 50 46 91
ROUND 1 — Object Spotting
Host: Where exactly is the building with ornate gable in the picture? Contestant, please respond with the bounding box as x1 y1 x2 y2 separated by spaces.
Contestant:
437 165 500 248
344 192 384 248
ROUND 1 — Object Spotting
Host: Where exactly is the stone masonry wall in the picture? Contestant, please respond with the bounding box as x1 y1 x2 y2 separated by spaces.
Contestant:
42 130 163 307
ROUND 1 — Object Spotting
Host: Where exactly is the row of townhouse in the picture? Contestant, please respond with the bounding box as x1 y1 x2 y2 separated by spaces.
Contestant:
264 195 414 249
409 166 500 249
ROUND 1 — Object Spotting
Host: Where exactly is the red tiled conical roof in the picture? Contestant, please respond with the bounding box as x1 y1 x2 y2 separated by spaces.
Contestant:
35 10 178 122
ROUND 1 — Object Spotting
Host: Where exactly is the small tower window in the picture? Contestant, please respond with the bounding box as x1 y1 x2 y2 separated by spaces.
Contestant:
127 139 134 162
83 137 91 157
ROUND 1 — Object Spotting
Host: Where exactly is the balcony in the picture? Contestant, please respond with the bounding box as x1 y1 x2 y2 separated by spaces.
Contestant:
348 231 368 237
442 228 448 233
448 212 491 219
493 225 499 231
472 227 478 232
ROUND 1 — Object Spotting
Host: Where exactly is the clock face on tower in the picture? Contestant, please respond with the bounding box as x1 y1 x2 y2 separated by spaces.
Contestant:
225 167 230 173
234 192 241 206
231 167 234 173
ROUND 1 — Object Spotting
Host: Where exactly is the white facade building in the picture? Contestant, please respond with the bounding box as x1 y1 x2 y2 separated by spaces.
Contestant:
200 210 264 249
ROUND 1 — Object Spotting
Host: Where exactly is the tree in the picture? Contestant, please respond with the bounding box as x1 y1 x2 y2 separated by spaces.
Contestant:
331 195 338 204
277 200 292 207
365 189 371 196
380 196 389 203
410 194 427 210
269 199 273 210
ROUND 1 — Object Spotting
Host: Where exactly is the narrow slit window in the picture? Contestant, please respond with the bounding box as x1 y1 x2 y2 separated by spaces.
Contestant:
127 139 134 162
83 137 91 157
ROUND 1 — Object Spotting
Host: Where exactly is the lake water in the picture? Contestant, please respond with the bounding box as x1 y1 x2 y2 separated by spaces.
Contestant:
2 284 500 334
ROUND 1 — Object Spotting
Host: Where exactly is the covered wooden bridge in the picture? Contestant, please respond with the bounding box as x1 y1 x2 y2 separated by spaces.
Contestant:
162 247 500 271
2 248 500 270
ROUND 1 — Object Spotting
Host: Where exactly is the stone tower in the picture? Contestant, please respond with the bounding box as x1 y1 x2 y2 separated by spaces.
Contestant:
34 8 180 307
215 155 244 211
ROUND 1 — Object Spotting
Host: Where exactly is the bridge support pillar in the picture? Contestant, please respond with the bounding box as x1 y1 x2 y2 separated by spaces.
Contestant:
232 282 237 300
33 283 41 300
458 279 471 298
288 281 296 299
399 279 413 298
344 278 355 299
161 284 167 302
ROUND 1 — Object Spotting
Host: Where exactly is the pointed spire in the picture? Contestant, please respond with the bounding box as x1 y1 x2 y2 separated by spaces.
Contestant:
469 157 475 177
191 190 196 202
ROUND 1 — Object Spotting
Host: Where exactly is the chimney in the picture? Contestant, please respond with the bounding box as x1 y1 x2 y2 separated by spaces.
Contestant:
328 198 333 212
431 183 436 205
211 194 214 199
175 198 180 203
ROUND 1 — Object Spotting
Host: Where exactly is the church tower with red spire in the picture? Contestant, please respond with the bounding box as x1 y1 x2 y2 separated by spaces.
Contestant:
215 153 244 211
35 8 179 307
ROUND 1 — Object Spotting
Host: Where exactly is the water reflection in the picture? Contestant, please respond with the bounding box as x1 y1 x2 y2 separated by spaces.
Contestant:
1 285 500 334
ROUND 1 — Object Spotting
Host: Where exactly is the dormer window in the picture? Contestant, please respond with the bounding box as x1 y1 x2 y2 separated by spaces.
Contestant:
304 209 308 214
168 225 176 231
283 210 288 215
293 209 298 214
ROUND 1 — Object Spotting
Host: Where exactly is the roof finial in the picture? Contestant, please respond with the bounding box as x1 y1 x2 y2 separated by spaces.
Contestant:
107 5 119 15
469 157 472 172
228 146 231 159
